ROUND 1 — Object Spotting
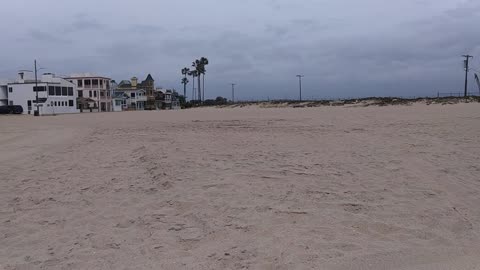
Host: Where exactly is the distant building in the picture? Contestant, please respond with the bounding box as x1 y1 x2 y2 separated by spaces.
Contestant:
112 91 129 112
7 72 78 115
115 75 155 110
155 88 181 110
0 80 9 106
113 88 147 111
66 73 112 112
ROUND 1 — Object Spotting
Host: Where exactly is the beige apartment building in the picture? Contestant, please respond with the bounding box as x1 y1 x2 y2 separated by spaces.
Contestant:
66 73 112 112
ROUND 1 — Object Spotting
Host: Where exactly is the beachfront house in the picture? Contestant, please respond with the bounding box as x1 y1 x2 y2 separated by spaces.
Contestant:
112 92 128 111
0 81 9 106
7 72 79 115
154 88 181 110
115 76 157 111
66 74 112 112
112 88 147 111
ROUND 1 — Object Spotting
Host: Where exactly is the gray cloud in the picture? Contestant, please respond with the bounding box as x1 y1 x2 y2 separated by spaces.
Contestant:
62 14 106 33
1 0 479 99
25 29 72 44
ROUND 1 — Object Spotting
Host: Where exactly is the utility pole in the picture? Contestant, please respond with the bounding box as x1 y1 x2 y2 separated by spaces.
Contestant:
296 75 304 101
462 55 473 97
231 83 236 103
34 60 39 116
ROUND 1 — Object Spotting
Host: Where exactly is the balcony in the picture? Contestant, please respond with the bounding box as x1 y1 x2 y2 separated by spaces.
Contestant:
134 96 147 102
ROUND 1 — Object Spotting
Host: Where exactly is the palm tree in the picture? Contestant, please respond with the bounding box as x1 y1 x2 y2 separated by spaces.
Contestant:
199 57 209 102
192 60 202 102
181 77 189 99
181 67 190 99
188 70 198 102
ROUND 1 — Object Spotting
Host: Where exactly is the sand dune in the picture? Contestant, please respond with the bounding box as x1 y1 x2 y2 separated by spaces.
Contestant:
1 103 480 269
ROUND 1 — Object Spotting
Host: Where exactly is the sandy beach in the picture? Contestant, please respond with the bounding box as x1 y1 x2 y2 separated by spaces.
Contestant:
1 103 480 269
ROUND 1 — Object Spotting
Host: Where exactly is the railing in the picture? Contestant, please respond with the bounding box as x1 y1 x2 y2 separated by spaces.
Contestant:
437 92 464 97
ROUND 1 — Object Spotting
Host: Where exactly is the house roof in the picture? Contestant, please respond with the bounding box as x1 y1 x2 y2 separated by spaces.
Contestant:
112 92 129 99
67 73 111 80
118 80 132 87
77 97 96 102
145 74 154 81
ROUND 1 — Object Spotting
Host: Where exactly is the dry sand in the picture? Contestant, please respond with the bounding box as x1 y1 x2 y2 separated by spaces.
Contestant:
1 103 480 270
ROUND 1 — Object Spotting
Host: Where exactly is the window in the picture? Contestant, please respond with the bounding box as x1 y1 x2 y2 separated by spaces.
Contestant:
131 92 136 98
62 101 65 106
33 86 46 92
8 87 12 93
54 101 57 106
94 91 97 98
115 100 122 106
89 90 92 97
9 101 13 105
107 91 110 97
48 86 55 95
55 86 61 96
100 80 103 88
106 80 110 89
92 79 98 87
27 100 32 110
78 90 83 97
100 91 105 97
68 87 73 96
69 100 74 107
62 87 67 96
84 80 91 88
77 80 83 87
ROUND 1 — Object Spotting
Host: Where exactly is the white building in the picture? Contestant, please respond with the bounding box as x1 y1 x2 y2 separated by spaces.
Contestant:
0 81 9 106
66 73 112 112
7 72 79 115
112 88 147 111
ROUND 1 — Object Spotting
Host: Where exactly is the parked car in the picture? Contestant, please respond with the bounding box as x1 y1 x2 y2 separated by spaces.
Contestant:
0 105 23 114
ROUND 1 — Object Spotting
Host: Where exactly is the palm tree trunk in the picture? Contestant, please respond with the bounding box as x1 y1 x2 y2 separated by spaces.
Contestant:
183 75 187 99
192 76 195 102
202 74 205 102
197 75 201 102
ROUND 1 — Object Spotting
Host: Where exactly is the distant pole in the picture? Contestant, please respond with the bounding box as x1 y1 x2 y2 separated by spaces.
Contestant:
296 75 304 101
34 60 39 116
231 83 236 103
463 55 473 97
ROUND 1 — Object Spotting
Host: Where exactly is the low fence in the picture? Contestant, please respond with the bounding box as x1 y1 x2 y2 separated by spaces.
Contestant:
437 92 480 98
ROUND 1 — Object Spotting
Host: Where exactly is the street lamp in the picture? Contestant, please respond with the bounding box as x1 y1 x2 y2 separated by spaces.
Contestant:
296 75 304 101
231 83 236 103
20 60 46 116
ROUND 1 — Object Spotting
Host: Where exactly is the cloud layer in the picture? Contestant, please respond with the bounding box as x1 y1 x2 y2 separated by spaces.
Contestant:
1 0 480 99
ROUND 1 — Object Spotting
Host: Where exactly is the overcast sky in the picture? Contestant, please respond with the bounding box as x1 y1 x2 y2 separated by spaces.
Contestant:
1 0 480 99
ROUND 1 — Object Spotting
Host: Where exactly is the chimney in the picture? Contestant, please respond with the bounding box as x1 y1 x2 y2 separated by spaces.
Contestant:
18 72 25 80
131 77 138 88
42 73 54 82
